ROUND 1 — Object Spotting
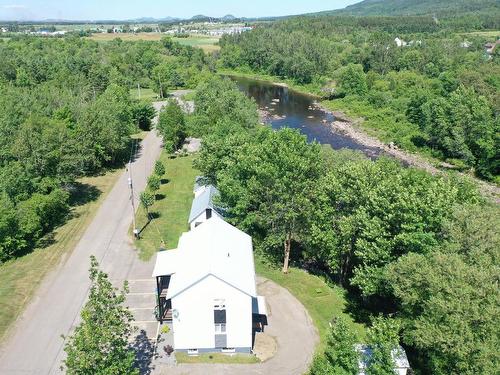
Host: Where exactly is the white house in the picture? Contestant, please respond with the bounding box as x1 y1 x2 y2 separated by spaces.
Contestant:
188 179 223 230
394 37 407 47
152 217 266 354
356 344 411 375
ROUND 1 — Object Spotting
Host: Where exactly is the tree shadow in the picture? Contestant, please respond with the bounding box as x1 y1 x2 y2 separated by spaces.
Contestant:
138 213 161 235
149 212 161 220
155 194 166 201
160 179 170 185
343 290 398 327
131 329 156 375
68 182 102 207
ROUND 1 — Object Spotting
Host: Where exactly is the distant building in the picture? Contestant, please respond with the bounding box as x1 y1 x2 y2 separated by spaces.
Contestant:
1 27 7 33
356 344 411 375
485 40 499 56
394 37 407 47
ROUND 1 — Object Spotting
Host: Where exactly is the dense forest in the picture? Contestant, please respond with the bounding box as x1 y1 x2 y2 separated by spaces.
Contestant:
189 76 499 375
219 15 500 181
0 36 211 263
330 0 500 19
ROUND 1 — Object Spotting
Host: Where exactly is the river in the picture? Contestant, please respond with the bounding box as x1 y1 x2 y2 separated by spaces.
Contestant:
231 76 380 157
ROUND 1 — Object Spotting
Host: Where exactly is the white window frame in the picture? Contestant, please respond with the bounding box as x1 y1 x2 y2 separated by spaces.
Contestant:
214 299 226 310
221 347 235 353
214 323 226 333
187 349 199 355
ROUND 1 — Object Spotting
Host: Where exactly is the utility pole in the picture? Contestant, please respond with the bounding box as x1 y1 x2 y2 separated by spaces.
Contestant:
158 73 163 99
128 162 139 238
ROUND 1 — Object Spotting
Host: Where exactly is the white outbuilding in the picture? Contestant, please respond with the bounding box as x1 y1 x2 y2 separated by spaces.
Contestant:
188 179 223 230
356 344 411 375
152 217 266 354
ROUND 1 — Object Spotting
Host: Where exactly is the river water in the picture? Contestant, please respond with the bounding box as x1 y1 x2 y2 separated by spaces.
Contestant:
231 76 380 156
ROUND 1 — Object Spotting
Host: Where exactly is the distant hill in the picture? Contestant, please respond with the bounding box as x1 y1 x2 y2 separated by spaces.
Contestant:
327 0 500 16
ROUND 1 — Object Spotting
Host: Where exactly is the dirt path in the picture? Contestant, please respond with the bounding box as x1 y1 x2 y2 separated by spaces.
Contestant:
327 110 500 203
155 276 319 375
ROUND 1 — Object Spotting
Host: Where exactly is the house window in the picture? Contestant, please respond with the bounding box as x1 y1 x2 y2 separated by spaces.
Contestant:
215 323 226 333
206 208 212 219
214 299 227 335
221 347 235 353
187 349 199 355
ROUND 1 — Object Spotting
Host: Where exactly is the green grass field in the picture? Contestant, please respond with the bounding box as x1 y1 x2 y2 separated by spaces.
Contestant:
172 36 220 52
133 154 199 260
130 88 158 101
176 352 260 364
0 167 123 343
255 259 367 348
462 30 499 37
88 33 220 53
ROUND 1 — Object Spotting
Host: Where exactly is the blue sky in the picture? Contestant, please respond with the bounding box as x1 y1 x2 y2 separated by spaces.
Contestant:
0 0 360 21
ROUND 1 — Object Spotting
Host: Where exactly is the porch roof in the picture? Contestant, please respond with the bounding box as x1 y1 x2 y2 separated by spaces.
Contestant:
152 249 181 277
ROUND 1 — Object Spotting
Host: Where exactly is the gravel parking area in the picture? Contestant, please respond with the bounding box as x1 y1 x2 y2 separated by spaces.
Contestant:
155 276 319 375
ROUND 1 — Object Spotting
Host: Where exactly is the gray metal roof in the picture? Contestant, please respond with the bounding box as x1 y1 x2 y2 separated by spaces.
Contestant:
356 344 410 371
188 185 220 223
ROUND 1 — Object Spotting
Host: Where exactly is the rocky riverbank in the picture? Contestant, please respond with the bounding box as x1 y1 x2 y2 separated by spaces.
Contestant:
325 108 500 203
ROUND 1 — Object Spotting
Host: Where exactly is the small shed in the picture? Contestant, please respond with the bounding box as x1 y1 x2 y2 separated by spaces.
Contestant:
356 344 411 375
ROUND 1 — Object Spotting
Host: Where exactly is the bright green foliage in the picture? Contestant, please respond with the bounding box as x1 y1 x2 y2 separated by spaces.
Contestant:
306 155 478 294
310 317 360 375
220 14 499 180
154 160 166 176
0 36 209 262
191 76 258 135
0 196 26 262
157 100 186 153
140 191 155 214
62 256 137 375
147 174 161 193
339 64 368 96
387 205 500 375
132 101 156 131
365 317 400 375
419 86 497 178
212 127 322 272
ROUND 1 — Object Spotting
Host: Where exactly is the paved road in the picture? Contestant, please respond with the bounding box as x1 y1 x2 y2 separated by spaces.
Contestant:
156 276 319 375
0 104 165 374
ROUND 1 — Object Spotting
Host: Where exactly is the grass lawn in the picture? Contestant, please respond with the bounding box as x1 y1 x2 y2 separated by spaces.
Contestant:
255 258 367 348
133 153 199 261
0 167 123 343
462 30 499 37
172 36 220 53
130 88 158 101
176 352 260 364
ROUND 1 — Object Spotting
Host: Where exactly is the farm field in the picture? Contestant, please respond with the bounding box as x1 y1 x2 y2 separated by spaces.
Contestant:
88 32 220 52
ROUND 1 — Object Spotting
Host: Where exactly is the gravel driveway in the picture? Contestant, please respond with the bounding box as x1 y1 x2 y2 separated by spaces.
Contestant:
155 276 319 375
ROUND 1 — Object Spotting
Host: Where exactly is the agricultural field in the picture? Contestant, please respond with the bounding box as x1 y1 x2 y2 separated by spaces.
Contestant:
88 32 220 52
